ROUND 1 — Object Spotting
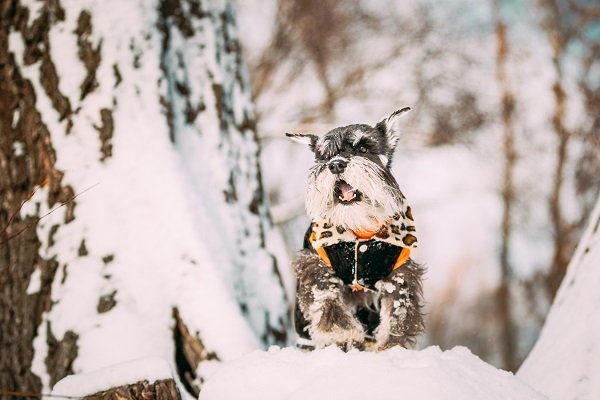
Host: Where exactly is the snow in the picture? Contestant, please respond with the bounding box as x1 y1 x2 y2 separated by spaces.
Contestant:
51 356 173 397
12 140 24 156
518 198 600 400
201 346 546 400
26 266 42 295
31 314 51 392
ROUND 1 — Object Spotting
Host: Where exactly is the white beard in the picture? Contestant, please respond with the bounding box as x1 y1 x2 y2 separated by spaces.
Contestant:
305 157 403 231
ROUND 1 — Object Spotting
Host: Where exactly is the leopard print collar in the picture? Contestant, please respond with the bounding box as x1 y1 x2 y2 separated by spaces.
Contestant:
309 206 417 250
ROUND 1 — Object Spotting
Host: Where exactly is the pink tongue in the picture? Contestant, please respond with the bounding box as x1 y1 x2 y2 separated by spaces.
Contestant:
339 182 355 201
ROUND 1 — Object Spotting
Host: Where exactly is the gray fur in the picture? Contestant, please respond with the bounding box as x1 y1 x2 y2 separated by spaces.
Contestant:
374 260 426 349
294 250 365 349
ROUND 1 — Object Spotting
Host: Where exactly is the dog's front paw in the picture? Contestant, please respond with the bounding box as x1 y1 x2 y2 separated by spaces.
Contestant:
309 298 365 350
375 329 408 351
374 301 411 350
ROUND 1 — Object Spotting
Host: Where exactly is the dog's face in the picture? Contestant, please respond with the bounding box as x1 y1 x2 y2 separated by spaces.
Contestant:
287 108 410 231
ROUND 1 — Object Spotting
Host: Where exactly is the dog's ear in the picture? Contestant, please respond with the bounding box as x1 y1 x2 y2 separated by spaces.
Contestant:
286 133 318 150
375 107 411 161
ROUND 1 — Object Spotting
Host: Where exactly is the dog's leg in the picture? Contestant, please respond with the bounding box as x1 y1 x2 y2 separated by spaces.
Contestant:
374 259 425 350
294 250 365 349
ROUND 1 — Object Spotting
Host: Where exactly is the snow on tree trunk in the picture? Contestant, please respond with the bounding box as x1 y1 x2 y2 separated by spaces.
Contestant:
0 0 290 397
518 196 600 400
51 357 181 400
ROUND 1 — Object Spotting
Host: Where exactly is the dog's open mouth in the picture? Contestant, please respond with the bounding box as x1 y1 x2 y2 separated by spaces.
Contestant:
334 180 362 204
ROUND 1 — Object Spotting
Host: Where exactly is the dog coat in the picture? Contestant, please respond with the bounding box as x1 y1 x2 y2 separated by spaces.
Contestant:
305 208 418 291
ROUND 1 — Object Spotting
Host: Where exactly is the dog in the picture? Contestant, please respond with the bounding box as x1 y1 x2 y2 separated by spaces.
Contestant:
286 108 425 351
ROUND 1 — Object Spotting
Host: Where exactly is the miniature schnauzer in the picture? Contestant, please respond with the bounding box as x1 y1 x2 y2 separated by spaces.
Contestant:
287 108 425 351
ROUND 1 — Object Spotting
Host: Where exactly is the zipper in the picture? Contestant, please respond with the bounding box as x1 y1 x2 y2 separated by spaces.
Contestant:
350 240 372 292
353 241 359 285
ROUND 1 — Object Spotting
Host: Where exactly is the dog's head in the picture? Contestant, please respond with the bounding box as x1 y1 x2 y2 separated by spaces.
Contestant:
287 108 410 231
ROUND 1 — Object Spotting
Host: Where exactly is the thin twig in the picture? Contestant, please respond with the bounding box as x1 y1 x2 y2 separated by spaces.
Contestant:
0 389 81 399
0 186 40 239
0 183 99 246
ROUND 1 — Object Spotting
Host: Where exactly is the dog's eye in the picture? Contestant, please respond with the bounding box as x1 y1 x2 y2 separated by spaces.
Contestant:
357 145 369 154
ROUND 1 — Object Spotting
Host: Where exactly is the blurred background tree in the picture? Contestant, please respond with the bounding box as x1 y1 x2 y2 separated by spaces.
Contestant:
237 0 600 371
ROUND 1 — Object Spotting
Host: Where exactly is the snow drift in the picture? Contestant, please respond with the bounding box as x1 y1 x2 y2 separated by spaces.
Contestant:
200 346 546 400
518 198 600 400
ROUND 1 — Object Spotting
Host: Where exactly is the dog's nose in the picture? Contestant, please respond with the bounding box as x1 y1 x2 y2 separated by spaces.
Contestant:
328 159 347 174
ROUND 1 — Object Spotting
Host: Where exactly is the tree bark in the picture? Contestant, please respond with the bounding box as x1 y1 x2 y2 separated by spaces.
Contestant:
1 1 78 396
81 379 180 400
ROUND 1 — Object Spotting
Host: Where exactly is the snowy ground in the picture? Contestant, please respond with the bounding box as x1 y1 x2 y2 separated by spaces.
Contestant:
50 345 547 400
200 346 546 400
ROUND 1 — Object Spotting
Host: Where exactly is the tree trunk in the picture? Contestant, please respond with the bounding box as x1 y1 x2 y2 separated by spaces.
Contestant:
492 0 518 372
536 0 576 299
0 0 290 398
